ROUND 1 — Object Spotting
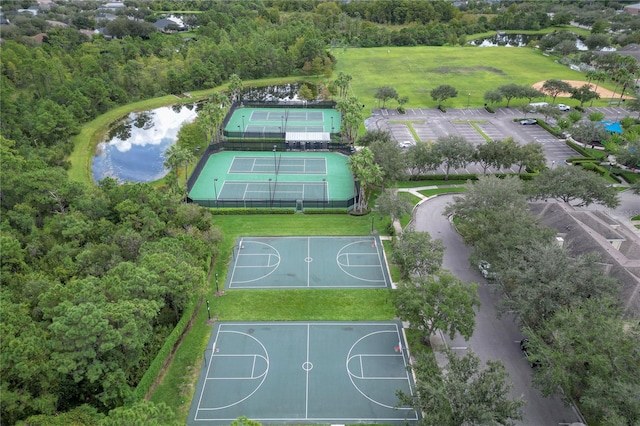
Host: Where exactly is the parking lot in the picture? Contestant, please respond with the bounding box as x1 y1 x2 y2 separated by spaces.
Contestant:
369 106 629 176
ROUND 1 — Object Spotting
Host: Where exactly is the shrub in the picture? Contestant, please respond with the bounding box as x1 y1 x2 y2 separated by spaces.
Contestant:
209 208 295 215
574 105 585 112
397 106 406 114
485 105 495 113
438 105 447 113
303 208 349 214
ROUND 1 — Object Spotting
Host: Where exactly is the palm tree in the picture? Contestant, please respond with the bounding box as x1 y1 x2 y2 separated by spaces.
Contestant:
590 70 607 107
164 145 194 194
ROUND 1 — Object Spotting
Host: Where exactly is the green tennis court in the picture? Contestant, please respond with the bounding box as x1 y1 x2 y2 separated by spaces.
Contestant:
228 236 391 289
188 151 355 208
187 321 419 425
226 107 341 135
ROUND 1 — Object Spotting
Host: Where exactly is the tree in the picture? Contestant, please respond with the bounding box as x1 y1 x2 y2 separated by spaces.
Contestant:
524 297 640 425
334 71 352 99
200 92 230 144
336 96 364 144
496 84 526 108
432 135 475 180
570 84 600 108
406 141 441 175
348 147 383 212
369 138 407 185
498 241 619 327
297 84 315 102
374 86 398 108
228 73 243 103
374 189 413 223
474 138 518 174
430 84 458 107
585 33 610 50
613 137 640 168
542 79 572 105
356 130 393 147
398 349 525 426
535 104 562 122
484 89 503 106
626 95 640 119
514 141 545 174
101 401 179 426
395 270 479 342
391 229 444 280
163 145 194 195
529 165 619 208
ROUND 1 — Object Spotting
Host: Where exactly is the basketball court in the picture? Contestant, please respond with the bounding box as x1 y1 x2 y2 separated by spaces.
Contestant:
228 236 391 289
187 321 419 425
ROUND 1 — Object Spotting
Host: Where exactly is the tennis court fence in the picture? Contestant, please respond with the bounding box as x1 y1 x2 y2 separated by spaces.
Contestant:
192 198 356 210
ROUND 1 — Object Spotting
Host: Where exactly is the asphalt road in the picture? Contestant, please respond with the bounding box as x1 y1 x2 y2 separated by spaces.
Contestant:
413 194 584 426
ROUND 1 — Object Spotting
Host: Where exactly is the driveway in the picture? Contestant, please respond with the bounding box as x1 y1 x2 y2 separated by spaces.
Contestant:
413 194 584 426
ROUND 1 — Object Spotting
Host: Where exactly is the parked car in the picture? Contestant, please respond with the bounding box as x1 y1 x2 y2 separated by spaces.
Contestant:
520 338 542 368
519 119 537 125
477 260 497 280
558 104 571 111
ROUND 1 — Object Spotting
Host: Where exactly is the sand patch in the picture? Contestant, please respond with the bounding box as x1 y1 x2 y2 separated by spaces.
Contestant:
532 80 634 101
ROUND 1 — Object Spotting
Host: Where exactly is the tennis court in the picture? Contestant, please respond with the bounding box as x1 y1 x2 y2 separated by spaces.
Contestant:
188 151 355 208
187 321 419 425
226 107 341 135
228 236 391 289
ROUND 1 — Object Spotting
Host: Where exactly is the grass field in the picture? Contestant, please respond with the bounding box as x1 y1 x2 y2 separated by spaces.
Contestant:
332 45 617 113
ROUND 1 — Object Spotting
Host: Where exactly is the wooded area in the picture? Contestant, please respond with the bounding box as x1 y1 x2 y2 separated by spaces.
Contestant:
2 0 640 424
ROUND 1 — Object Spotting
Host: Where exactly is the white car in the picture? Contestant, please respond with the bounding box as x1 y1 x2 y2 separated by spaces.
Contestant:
558 104 570 111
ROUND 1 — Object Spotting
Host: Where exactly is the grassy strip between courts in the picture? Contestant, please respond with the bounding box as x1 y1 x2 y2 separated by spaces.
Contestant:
149 213 396 422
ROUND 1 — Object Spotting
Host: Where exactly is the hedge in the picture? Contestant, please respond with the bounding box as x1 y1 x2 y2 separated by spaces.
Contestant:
566 157 600 164
209 208 295 215
616 170 640 184
408 172 537 181
303 208 349 214
566 140 592 157
536 119 563 137
484 105 495 113
130 294 201 403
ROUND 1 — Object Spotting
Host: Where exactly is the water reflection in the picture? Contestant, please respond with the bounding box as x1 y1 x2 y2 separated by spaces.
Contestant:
92 104 197 183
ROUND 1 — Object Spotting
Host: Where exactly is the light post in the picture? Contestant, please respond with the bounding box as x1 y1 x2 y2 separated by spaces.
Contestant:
213 178 218 209
273 145 277 174
242 115 245 135
237 125 241 137
371 215 375 233
215 273 219 295
268 178 272 208
206 299 210 320
322 178 326 209
467 92 471 109
281 115 284 133
331 116 334 132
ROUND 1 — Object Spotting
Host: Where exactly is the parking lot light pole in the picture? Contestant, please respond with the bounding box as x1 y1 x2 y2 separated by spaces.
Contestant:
467 92 471 109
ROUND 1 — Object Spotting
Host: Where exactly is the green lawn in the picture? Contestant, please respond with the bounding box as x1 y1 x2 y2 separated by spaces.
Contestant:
333 45 618 114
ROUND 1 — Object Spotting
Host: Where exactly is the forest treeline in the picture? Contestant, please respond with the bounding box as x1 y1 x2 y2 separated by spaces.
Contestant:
2 0 640 424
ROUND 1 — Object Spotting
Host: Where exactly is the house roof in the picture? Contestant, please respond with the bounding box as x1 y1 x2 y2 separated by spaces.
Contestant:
532 202 640 317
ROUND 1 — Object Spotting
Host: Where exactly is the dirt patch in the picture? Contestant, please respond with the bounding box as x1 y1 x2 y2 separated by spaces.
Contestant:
431 66 506 75
532 80 634 100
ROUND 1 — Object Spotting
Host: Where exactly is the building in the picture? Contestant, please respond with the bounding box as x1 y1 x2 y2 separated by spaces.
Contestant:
531 201 640 317
623 2 640 14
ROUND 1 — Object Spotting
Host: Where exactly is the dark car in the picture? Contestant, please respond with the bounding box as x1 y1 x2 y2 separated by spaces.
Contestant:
519 119 537 125
520 338 542 368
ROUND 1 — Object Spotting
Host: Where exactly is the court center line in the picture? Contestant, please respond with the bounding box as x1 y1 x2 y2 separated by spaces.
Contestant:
306 324 310 419
242 182 249 201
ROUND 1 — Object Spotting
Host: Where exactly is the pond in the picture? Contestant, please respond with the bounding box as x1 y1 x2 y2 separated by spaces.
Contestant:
469 33 589 50
92 104 198 183
91 83 317 183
